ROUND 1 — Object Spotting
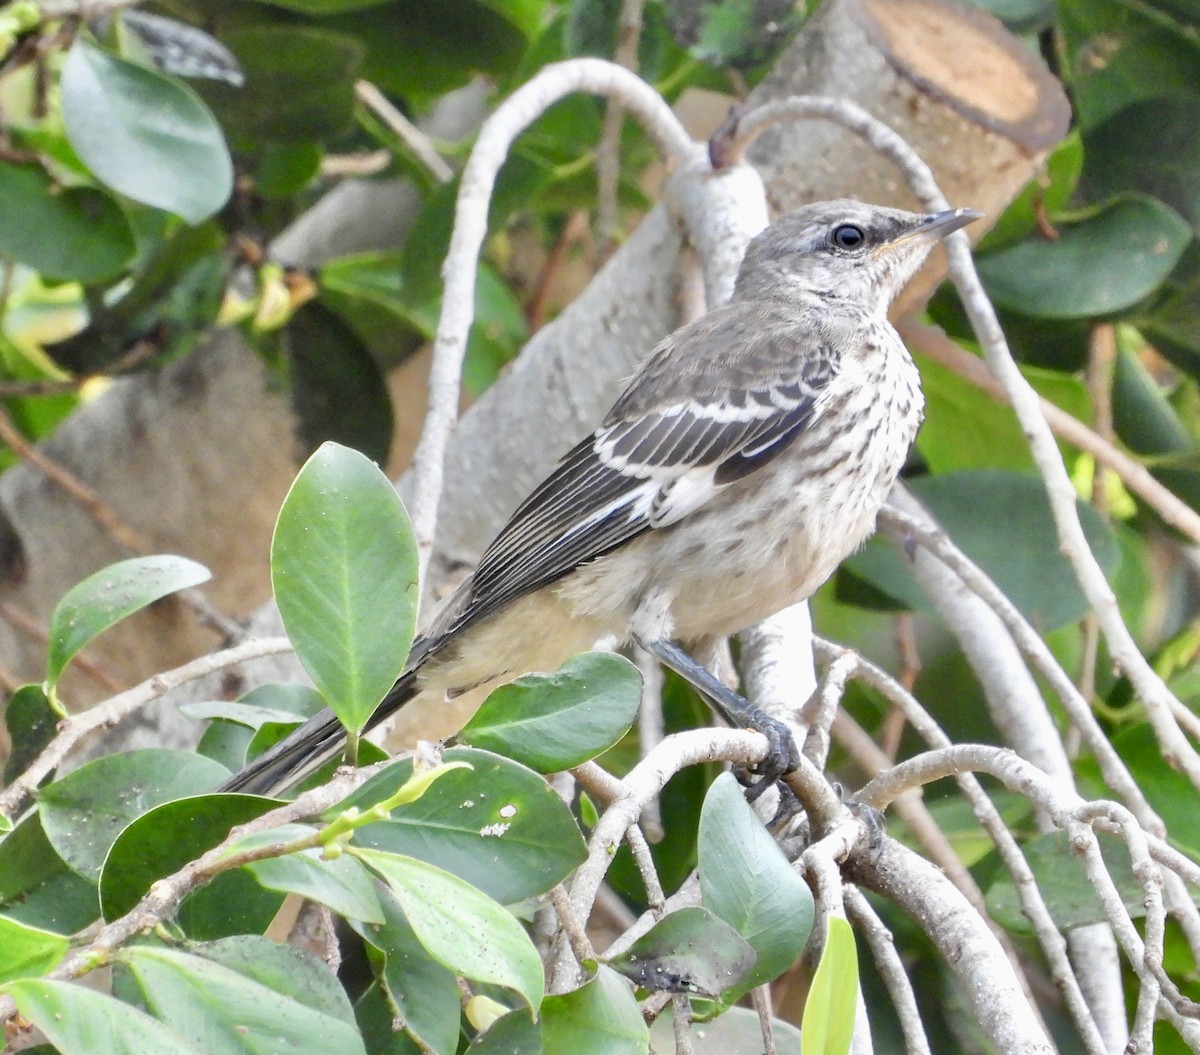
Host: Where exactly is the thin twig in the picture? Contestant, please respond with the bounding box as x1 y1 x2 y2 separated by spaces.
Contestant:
0 405 151 554
0 598 123 693
355 80 453 184
900 319 1200 548
595 0 647 258
407 58 692 584
0 636 293 820
844 887 931 1055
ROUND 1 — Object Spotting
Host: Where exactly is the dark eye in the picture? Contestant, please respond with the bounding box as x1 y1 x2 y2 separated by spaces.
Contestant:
830 224 865 251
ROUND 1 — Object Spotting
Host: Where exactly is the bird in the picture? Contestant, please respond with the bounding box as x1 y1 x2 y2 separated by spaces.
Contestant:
221 198 981 796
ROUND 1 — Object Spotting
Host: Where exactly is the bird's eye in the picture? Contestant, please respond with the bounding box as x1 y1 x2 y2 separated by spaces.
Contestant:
830 224 865 251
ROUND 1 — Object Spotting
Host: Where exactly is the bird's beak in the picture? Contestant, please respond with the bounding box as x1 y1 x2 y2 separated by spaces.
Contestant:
909 207 984 241
872 207 983 258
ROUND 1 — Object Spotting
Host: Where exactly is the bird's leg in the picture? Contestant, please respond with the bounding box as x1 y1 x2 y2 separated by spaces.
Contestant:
637 636 800 798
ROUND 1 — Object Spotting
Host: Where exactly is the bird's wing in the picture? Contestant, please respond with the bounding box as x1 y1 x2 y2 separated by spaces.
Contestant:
454 302 841 630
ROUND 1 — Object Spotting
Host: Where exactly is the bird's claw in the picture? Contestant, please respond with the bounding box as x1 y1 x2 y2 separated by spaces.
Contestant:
742 713 800 803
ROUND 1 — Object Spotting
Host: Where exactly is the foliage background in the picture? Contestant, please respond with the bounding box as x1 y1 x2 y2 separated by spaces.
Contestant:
1 0 1200 1051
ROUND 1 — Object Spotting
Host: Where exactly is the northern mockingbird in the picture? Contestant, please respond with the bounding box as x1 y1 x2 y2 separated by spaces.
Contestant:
222 199 981 796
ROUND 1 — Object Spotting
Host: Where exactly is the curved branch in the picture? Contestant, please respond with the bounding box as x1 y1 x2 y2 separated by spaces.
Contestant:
408 58 694 582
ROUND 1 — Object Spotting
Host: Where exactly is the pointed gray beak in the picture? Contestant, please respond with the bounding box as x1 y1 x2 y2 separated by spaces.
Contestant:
920 207 984 239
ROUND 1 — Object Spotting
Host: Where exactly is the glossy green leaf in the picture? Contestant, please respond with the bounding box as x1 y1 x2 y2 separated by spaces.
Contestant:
975 195 1191 319
338 3 529 104
665 0 802 68
99 794 281 935
4 979 205 1055
255 141 323 199
698 773 813 993
0 163 135 282
38 749 229 880
540 966 647 1055
1080 724 1200 861
607 906 756 998
0 813 100 934
61 39 232 223
0 916 68 984
272 442 418 734
459 653 642 771
116 945 366 1055
1112 335 1193 455
356 848 544 1011
344 748 586 904
470 1008 542 1053
916 352 1091 473
237 823 385 923
976 134 1083 252
45 555 211 692
647 1004 802 1052
985 831 1141 931
319 252 527 396
352 885 460 1055
286 303 394 465
246 0 390 13
4 684 57 783
1084 98 1200 233
800 916 859 1055
1057 0 1200 129
843 470 1120 632
204 27 362 146
187 935 357 1024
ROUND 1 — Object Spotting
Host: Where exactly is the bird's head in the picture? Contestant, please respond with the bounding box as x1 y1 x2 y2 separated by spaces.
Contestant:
733 199 982 313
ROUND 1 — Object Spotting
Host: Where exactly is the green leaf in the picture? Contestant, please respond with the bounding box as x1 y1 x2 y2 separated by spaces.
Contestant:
1057 0 1200 129
202 27 362 146
842 470 1120 632
800 916 859 1055
607 905 756 998
4 979 205 1054
319 252 527 396
0 163 136 282
272 442 418 734
664 0 802 68
237 823 385 923
698 773 813 993
915 351 1092 473
984 831 1142 931
540 966 647 1054
38 749 230 880
470 1008 542 1053
99 794 282 936
975 195 1192 319
356 848 544 1011
1112 334 1193 455
116 944 366 1055
4 684 57 783
286 303 394 465
976 134 1083 252
45 555 211 692
255 141 323 199
188 935 358 1024
352 885 460 1055
647 1004 802 1052
0 814 100 934
61 39 233 223
0 916 68 984
1079 724 1200 861
338 2 530 104
1084 97 1200 234
344 748 586 904
459 653 642 771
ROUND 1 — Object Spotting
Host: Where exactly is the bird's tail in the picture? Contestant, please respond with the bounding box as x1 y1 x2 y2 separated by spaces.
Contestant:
218 662 423 796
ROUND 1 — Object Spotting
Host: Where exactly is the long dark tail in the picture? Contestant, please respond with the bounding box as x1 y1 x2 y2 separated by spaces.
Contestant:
218 664 422 796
